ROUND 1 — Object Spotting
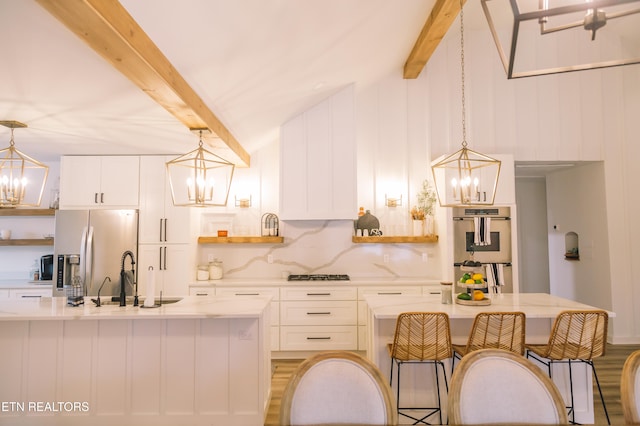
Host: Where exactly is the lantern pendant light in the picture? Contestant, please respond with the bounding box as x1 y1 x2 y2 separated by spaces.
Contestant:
431 0 501 207
0 121 49 208
166 129 235 207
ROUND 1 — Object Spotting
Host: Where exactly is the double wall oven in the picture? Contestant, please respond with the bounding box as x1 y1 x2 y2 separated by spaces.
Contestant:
453 207 513 292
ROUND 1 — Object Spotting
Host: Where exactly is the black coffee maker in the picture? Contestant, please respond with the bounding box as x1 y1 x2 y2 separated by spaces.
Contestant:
40 254 54 280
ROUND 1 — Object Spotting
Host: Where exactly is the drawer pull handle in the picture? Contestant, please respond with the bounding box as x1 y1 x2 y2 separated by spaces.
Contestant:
307 312 331 315
429 291 440 295
21 295 42 298
306 293 331 296
306 337 331 340
195 293 209 296
235 293 260 296
377 292 402 295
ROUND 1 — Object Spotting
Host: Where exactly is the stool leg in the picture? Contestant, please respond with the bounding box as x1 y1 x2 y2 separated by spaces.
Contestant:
568 359 576 424
589 360 610 425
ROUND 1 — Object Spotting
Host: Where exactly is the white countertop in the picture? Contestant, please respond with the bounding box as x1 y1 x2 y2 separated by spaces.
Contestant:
0 279 52 289
190 277 443 287
364 292 616 320
0 295 271 321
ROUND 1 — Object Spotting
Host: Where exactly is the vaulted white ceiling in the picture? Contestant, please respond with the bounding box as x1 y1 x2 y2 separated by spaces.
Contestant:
0 0 441 162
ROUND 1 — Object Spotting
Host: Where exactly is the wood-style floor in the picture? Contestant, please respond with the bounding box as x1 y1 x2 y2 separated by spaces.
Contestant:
265 344 640 425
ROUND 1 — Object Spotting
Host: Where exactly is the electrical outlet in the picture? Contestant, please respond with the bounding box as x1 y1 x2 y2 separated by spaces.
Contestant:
267 254 273 264
383 254 389 263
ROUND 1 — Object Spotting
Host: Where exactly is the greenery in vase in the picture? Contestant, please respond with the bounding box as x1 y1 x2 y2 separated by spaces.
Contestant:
411 180 437 220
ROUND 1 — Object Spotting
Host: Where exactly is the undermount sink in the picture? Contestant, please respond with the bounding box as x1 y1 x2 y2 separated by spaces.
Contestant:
91 297 183 306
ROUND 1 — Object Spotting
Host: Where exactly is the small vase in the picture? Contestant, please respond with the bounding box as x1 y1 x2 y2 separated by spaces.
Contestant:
412 220 424 236
424 215 434 236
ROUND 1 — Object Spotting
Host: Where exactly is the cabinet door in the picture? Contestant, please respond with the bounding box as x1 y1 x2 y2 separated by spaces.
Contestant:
60 156 102 208
99 156 139 208
137 244 190 298
139 156 190 244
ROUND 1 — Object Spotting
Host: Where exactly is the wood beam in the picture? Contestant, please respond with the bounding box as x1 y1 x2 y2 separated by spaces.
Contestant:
36 0 250 167
403 0 465 79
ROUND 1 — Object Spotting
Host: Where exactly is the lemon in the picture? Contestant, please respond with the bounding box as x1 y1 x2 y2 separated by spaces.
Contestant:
472 273 484 281
465 279 475 284
473 290 485 301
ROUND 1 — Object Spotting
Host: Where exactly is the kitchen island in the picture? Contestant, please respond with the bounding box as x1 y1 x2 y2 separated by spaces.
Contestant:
0 296 272 426
364 293 615 424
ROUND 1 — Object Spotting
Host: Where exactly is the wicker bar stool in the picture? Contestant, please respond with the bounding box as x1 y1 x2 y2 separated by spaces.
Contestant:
451 311 526 372
526 310 609 425
387 312 453 425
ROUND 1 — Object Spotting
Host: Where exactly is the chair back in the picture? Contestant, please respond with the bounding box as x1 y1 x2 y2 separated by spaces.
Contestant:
464 311 526 355
544 310 608 360
621 349 640 424
448 348 568 425
389 312 452 361
279 351 397 426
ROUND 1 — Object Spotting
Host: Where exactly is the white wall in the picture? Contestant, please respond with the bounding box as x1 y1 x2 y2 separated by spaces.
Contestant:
515 177 550 294
0 161 60 280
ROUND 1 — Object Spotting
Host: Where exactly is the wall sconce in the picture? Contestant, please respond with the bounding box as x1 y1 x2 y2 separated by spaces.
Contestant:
166 129 235 207
235 195 252 208
385 194 403 207
0 121 49 208
481 0 640 78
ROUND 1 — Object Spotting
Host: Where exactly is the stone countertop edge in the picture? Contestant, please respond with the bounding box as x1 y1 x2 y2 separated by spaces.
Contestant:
0 295 272 321
0 279 53 289
190 277 444 287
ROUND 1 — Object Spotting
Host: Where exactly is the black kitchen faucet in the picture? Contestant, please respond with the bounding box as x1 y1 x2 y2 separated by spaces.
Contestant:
119 250 136 306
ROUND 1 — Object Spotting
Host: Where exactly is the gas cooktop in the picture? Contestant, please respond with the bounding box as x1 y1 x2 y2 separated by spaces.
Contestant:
287 274 350 281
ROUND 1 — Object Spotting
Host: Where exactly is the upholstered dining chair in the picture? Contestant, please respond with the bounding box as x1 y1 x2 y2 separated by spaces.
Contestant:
448 348 568 425
451 311 526 371
621 349 640 425
387 312 452 425
279 350 397 426
526 309 610 425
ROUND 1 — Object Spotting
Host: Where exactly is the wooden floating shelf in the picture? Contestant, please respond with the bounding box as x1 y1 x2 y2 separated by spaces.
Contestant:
352 235 439 244
198 236 284 244
0 239 54 246
0 208 56 216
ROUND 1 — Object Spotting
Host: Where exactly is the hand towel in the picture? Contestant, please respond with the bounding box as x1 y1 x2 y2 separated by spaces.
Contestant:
485 263 504 294
474 217 492 246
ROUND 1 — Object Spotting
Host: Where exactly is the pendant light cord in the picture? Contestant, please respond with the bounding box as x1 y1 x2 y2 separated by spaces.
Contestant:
460 0 467 149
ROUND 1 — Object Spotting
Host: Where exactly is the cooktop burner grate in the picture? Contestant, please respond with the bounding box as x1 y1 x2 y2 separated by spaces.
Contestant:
287 274 350 281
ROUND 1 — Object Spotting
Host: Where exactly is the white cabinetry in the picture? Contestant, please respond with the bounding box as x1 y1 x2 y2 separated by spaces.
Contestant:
216 287 280 351
280 286 357 351
59 156 140 209
280 84 356 220
138 239 190 297
137 156 191 297
356 286 422 350
138 156 190 244
491 154 516 205
0 287 51 299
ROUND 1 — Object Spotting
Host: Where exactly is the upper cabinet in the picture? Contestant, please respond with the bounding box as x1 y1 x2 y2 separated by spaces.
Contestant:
138 156 190 244
280 85 356 220
59 156 140 209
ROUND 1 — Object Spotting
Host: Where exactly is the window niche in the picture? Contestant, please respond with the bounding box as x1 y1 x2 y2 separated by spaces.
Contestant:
564 232 580 260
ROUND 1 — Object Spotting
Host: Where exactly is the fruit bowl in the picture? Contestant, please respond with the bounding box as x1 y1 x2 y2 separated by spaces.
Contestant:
456 297 491 306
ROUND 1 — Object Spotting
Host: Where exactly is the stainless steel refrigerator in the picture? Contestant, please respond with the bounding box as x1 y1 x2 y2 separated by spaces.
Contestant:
52 209 138 299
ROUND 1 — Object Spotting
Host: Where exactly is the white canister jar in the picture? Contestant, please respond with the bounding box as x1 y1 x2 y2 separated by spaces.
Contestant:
196 266 209 281
209 260 223 280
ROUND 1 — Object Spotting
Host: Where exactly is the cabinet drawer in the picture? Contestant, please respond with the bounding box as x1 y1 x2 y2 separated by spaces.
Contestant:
357 286 422 300
12 288 51 299
189 287 214 297
281 287 356 301
281 301 356 326
216 287 280 301
280 325 357 351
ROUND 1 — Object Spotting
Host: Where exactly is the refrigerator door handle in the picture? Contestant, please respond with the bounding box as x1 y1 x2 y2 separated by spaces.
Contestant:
164 219 168 242
79 226 88 289
159 219 163 242
86 226 95 295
